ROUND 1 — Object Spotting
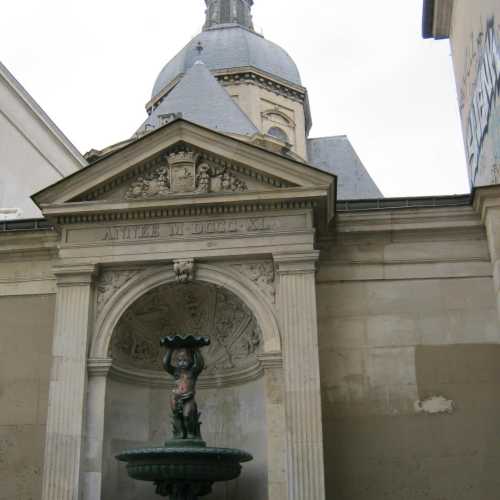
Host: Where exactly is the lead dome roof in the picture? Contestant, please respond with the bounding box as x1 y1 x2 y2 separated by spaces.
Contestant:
152 25 302 99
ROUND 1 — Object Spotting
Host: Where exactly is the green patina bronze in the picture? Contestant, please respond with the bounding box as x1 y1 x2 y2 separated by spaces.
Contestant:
116 335 253 500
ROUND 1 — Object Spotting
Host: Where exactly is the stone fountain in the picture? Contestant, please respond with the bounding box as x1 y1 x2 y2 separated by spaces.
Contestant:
116 335 253 499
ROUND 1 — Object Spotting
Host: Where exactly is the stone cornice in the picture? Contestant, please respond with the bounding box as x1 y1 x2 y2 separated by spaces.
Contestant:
43 188 324 224
257 352 283 369
274 251 319 274
147 67 307 113
109 361 263 389
473 185 500 223
87 357 113 377
332 205 482 234
52 264 98 286
0 230 58 260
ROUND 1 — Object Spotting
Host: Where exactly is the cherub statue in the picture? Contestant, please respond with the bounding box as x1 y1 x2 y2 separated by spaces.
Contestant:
160 336 210 441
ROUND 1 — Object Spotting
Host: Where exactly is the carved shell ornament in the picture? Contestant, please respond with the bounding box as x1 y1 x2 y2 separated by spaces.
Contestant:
110 282 262 378
124 152 247 200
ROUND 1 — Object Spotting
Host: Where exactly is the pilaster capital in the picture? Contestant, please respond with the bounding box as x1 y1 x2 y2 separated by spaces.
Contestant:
52 264 98 286
87 357 113 377
273 251 319 275
257 351 283 370
473 185 500 223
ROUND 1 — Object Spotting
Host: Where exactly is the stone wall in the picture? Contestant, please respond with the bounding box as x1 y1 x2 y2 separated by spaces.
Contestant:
317 207 500 499
0 294 55 500
102 377 268 500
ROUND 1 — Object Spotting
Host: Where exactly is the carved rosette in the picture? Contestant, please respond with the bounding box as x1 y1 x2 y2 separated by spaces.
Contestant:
110 283 262 380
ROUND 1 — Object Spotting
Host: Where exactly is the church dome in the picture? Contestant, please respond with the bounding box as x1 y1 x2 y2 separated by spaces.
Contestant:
152 25 302 99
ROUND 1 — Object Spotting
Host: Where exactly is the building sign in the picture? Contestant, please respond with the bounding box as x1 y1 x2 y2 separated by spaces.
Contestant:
466 18 500 184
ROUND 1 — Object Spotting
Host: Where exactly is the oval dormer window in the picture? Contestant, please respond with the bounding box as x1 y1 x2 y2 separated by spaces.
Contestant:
268 126 289 143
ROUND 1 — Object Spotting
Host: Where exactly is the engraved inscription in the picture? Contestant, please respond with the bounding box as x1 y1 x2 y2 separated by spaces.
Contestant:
102 224 160 241
99 217 278 242
67 213 306 245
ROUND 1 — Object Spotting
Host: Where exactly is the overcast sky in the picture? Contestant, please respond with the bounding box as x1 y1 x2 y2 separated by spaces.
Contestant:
0 0 469 197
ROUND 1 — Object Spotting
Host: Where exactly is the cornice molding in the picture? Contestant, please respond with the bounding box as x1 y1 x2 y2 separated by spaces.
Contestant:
274 251 319 274
333 205 482 234
147 67 307 113
257 351 283 370
87 357 113 377
109 361 263 389
52 264 98 286
0 230 58 260
473 185 500 223
46 189 322 225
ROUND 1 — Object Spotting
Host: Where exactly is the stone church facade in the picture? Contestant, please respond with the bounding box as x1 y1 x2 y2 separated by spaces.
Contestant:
1 2 500 500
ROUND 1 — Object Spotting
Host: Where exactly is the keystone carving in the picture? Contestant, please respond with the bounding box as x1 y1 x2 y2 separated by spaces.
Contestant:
174 259 195 284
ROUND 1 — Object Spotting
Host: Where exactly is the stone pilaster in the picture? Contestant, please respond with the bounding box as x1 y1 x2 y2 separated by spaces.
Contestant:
83 358 112 500
274 252 326 500
42 265 97 500
258 352 288 500
475 186 500 325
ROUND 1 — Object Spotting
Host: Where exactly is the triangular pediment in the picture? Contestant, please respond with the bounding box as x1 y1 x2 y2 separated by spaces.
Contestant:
33 119 336 222
72 143 294 203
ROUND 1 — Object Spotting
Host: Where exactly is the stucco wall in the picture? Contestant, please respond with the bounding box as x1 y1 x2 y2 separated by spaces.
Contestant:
0 111 64 218
103 377 268 500
317 211 500 499
0 294 55 500
0 64 84 219
448 0 500 186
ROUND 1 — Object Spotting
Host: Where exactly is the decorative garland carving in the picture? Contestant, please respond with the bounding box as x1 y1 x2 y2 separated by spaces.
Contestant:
110 283 262 380
96 270 139 314
124 149 247 200
126 163 170 199
75 143 292 203
232 262 276 303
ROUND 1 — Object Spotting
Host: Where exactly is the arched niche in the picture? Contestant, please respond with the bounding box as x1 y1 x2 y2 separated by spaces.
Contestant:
100 277 272 500
91 264 281 359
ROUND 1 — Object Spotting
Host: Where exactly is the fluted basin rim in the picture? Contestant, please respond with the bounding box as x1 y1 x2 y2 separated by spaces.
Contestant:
116 446 253 463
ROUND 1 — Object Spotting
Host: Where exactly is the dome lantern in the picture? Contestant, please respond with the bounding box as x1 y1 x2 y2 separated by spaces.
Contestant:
204 0 254 31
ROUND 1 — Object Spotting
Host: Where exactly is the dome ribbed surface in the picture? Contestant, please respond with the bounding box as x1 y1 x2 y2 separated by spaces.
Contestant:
152 26 301 98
